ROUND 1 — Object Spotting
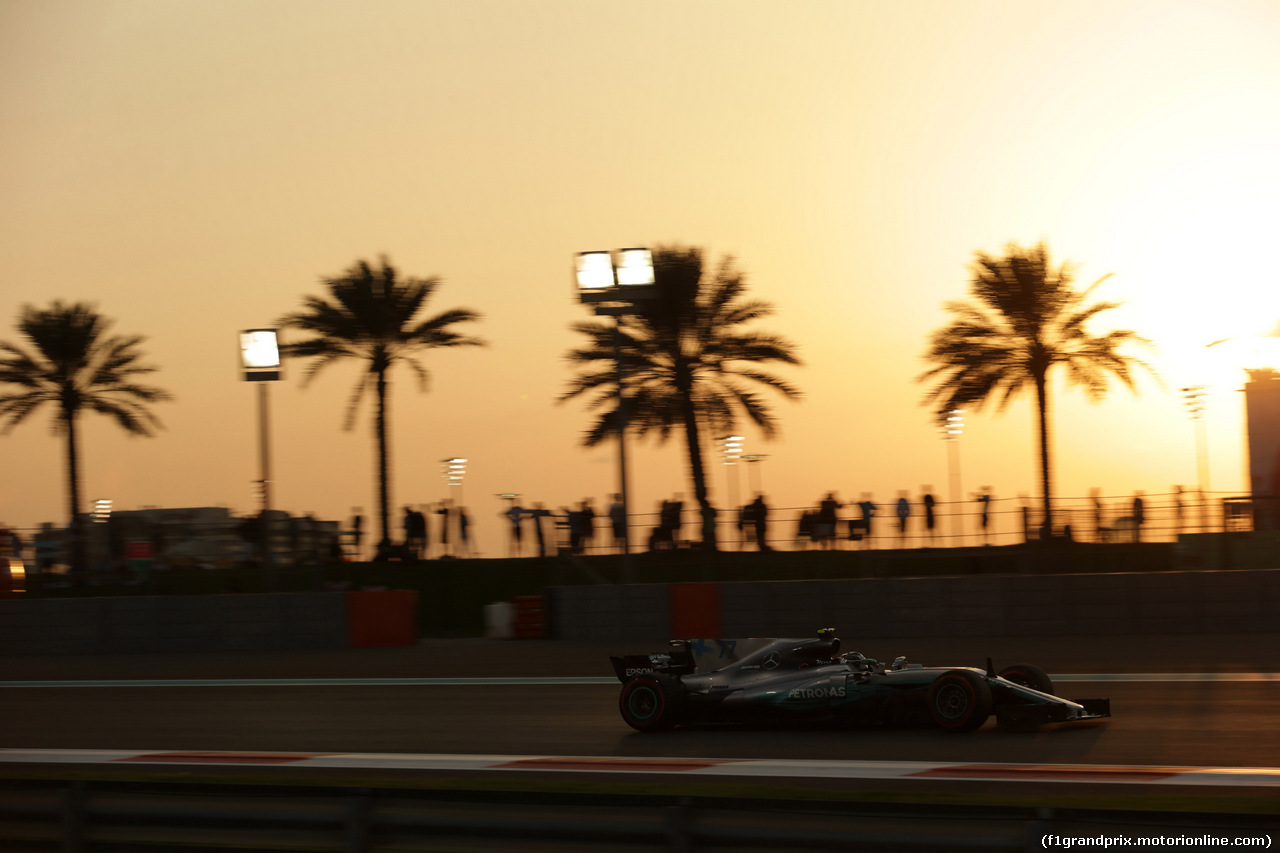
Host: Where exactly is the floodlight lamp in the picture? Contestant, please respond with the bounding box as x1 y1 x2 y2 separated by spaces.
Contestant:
240 330 280 369
615 248 655 287
93 499 112 523
240 329 281 381
443 457 467 484
576 252 615 292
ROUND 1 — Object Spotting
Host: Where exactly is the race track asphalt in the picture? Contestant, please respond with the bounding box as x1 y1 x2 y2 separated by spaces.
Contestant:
3 633 1279 769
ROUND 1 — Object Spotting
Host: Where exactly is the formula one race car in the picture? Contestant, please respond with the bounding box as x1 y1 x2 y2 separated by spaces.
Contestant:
610 629 1111 732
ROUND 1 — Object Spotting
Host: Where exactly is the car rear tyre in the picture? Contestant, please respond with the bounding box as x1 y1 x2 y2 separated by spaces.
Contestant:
619 674 685 732
998 663 1053 695
927 669 993 732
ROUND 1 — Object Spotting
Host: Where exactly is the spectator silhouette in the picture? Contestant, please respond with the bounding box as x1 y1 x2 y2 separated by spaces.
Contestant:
795 510 816 549
895 492 911 545
565 505 583 554
458 505 472 556
608 493 626 553
403 505 427 560
975 487 992 545
856 495 876 549
351 509 364 561
816 492 841 550
436 501 451 557
922 489 937 545
530 503 551 557
580 498 597 553
748 494 771 551
503 501 524 556
653 495 683 550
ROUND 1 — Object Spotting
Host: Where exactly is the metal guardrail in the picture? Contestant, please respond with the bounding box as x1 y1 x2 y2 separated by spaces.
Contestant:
0 780 1273 852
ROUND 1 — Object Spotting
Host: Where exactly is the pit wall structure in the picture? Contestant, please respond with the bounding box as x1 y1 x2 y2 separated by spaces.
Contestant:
545 569 1280 642
0 590 416 655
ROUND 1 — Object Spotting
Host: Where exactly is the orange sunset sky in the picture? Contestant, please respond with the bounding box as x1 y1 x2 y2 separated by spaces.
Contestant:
4 0 1280 553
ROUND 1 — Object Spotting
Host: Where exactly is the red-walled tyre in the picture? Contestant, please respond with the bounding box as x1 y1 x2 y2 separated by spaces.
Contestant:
927 669 993 732
619 674 685 732
998 663 1054 695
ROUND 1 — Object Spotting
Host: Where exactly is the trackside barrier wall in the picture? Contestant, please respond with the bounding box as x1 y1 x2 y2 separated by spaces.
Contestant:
346 590 418 648
547 570 1280 641
0 591 418 655
669 582 721 637
548 583 671 642
511 595 546 639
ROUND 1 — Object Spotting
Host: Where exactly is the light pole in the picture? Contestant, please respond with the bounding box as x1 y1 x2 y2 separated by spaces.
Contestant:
441 457 466 556
719 436 744 546
1181 386 1211 532
92 498 112 569
239 330 281 511
720 434 744 506
239 329 280 567
940 409 965 545
575 248 655 579
443 457 467 503
742 454 769 496
497 493 521 557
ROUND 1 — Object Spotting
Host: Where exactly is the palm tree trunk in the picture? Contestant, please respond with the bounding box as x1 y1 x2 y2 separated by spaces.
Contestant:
1035 372 1052 538
64 406 85 573
681 410 718 553
376 370 391 551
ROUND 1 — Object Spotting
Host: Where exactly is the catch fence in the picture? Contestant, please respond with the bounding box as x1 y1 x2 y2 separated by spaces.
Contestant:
576 491 1264 554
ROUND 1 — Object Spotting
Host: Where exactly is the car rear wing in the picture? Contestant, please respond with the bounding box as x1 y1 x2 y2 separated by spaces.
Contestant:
610 640 696 682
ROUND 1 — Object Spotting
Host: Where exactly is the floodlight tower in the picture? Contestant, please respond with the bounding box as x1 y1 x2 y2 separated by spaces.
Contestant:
1182 386 1211 531
940 409 965 544
574 248 655 577
239 329 281 514
720 435 744 511
443 457 467 508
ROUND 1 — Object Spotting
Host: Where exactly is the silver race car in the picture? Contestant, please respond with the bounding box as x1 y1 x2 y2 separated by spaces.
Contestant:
610 629 1111 732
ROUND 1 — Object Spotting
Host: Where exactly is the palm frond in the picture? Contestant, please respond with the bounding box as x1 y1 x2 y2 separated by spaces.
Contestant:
920 242 1156 530
561 245 801 451
278 257 485 426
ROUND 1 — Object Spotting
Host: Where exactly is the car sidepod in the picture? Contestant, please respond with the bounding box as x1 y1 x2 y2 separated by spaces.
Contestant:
713 666 947 727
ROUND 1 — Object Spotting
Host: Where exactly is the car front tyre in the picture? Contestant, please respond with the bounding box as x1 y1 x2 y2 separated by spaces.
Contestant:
998 663 1054 695
927 669 993 733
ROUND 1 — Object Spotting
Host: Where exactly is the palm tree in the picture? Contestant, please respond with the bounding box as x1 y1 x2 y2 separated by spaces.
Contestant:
278 257 485 552
0 301 172 571
562 246 801 552
919 241 1152 537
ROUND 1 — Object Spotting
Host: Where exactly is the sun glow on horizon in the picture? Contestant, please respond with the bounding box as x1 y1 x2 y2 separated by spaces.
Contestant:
3 1 1280 545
